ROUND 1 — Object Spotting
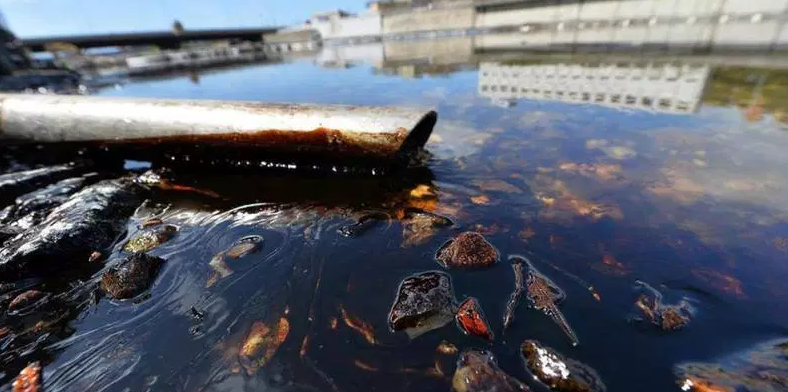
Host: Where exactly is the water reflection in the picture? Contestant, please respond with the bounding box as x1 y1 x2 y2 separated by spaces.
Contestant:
310 36 788 125
478 62 709 114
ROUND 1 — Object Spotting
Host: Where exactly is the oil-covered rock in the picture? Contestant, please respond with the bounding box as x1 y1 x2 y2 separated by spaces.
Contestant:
456 297 494 341
525 260 579 346
388 271 457 338
123 224 178 253
503 256 526 332
1 176 91 226
401 209 453 247
633 282 693 331
12 362 42 392
207 235 264 287
239 316 290 375
100 253 165 300
0 165 76 206
675 339 788 392
521 340 606 392
436 232 499 269
6 290 49 315
453 350 529 392
0 178 145 281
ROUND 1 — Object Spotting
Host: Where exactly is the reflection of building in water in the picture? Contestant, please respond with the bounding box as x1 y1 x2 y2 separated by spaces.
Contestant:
478 62 710 113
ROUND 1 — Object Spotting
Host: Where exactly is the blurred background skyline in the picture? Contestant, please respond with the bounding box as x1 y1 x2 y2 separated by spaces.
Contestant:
0 0 367 37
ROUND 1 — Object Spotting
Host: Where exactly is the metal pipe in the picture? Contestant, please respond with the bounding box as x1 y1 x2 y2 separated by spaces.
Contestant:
0 94 437 161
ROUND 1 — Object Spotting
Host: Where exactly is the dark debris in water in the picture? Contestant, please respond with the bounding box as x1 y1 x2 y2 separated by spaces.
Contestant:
6 290 49 316
503 255 526 332
12 362 42 392
239 315 290 375
337 211 390 238
452 350 529 392
388 271 457 339
521 340 606 392
525 260 579 346
675 339 788 392
207 234 264 287
455 297 494 341
633 282 694 332
100 252 165 300
436 232 499 269
401 209 453 247
0 165 77 206
122 224 178 253
0 178 146 281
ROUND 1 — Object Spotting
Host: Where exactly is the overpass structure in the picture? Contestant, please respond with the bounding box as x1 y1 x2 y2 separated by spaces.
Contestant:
21 28 279 52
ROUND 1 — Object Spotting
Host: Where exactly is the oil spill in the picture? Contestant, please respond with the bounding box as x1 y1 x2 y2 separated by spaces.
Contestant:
1 53 788 392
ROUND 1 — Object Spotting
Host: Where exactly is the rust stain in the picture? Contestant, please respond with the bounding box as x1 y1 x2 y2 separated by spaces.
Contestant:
591 291 602 302
772 236 788 252
12 362 42 392
88 251 102 263
473 223 506 236
534 179 624 222
603 253 626 269
103 127 408 159
679 376 730 392
157 182 220 198
692 268 746 298
519 227 536 242
353 360 379 372
239 317 290 373
558 162 623 181
455 297 494 341
474 179 523 194
140 217 163 228
470 195 490 205
436 340 458 355
299 335 310 359
549 234 563 247
410 184 435 199
339 306 377 345
408 198 437 212
433 359 445 377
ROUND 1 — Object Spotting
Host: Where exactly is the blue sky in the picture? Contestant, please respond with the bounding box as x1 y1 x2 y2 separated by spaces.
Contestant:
0 0 366 37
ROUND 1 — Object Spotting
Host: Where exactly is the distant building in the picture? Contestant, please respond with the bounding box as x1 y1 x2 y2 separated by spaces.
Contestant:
311 10 355 23
264 29 321 52
367 0 412 14
411 0 470 9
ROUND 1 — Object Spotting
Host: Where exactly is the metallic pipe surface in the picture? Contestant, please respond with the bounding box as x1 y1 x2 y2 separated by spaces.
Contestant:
0 94 437 160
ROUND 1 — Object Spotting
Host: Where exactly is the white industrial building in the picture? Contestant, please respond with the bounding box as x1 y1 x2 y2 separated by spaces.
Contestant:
478 62 710 114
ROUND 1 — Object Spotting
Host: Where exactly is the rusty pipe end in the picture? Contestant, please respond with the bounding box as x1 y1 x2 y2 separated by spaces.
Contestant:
398 110 437 156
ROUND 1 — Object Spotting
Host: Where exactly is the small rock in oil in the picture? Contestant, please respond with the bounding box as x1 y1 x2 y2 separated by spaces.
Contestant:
388 271 457 339
225 235 263 259
100 253 165 300
453 350 529 392
456 297 494 341
521 340 606 392
123 224 178 253
436 232 499 269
